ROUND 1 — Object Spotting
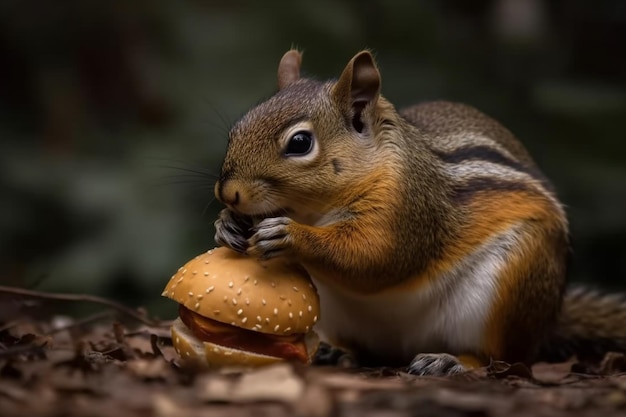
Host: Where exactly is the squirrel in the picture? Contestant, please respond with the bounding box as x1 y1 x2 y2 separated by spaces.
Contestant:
212 49 626 375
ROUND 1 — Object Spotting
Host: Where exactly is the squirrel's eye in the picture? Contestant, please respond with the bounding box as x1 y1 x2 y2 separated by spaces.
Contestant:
284 131 314 156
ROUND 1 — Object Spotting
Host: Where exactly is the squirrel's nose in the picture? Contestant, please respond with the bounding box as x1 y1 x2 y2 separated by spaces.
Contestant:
215 179 241 207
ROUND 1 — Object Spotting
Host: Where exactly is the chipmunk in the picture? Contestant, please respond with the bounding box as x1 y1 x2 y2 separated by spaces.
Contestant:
212 49 626 375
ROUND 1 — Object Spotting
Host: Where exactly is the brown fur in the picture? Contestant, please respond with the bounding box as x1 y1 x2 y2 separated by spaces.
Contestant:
214 49 623 371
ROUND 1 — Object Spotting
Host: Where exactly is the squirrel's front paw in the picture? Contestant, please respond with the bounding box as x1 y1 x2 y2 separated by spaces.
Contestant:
407 353 467 376
214 209 253 253
247 216 293 259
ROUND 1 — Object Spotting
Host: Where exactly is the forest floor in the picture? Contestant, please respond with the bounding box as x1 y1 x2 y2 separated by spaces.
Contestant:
2 288 626 417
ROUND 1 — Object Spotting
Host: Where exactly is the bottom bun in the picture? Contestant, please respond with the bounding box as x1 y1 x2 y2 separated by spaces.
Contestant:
170 318 319 369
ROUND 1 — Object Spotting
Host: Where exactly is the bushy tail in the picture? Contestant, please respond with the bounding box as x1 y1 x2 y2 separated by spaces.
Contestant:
538 286 626 362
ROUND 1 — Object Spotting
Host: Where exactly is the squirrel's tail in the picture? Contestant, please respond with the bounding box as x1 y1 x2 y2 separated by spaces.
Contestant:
538 286 626 362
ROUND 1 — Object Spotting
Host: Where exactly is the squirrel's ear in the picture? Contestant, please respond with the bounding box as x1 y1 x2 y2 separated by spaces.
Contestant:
333 51 381 132
277 49 302 90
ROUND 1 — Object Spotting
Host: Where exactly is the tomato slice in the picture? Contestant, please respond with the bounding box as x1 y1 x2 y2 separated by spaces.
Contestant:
178 305 309 363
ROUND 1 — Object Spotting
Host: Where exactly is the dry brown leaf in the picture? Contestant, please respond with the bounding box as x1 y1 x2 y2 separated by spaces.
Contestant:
600 352 626 375
197 363 304 403
487 360 534 379
127 358 171 380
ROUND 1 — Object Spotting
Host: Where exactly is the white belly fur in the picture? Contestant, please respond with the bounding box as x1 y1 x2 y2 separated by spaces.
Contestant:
311 225 521 364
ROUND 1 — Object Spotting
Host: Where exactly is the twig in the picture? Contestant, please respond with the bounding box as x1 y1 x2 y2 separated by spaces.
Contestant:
0 285 159 327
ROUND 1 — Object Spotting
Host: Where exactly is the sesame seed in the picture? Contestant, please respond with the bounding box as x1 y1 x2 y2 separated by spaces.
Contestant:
271 282 276 288
171 274 176 280
274 325 280 332
188 292 194 297
178 267 183 272
213 347 219 353
206 286 214 293
232 298 238 305
254 279 258 285
262 299 266 305
313 315 318 322
292 286 299 292
284 327 291 333
176 337 180 344
241 317 248 323
231 322 236 326
308 305 312 312
207 249 213 254
213 310 220 315
237 288 242 295
288 300 292 306
302 294 307 300
265 318 270 323
194 302 200 309
170 291 174 297
279 295 286 300
299 311 303 317
255 324 263 330
223 296 228 302
224 351 233 356
228 281 234 288
288 312 293 319
177 277 184 283
245 298 250 305
204 260 209 264
273 308 278 315
237 309 243 316
192 270 197 275
186 352 190 357
182 269 187 274
196 294 203 299
161 290 167 296
204 271 209 276
305 326 310 332
256 316 262 322
244 275 250 281
171 284 177 289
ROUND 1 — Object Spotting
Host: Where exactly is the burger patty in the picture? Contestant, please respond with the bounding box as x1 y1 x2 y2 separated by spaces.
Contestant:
178 305 309 363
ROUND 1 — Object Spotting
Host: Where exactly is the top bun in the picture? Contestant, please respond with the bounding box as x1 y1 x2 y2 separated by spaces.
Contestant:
162 247 319 336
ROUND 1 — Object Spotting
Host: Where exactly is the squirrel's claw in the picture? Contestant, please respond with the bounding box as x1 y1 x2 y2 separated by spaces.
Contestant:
214 208 252 253
407 353 467 376
247 216 292 259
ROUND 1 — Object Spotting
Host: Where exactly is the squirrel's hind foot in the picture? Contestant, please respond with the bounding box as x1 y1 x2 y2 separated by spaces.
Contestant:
407 353 469 376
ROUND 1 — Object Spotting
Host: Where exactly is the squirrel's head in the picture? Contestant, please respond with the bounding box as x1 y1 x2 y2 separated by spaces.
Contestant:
215 49 393 224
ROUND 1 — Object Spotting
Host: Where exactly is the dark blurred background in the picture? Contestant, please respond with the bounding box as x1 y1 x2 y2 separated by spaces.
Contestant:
1 0 625 319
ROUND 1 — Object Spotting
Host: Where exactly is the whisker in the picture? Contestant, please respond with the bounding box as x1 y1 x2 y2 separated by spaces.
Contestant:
201 197 221 219
142 157 219 176
201 99 235 139
155 166 218 179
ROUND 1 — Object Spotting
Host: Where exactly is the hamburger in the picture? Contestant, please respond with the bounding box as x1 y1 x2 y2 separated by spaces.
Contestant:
162 246 320 368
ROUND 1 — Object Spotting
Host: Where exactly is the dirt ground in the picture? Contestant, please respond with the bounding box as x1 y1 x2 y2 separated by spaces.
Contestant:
2 290 626 417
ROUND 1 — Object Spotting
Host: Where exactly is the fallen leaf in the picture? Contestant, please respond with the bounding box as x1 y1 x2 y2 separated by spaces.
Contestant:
487 361 534 379
127 358 170 380
600 352 626 375
197 363 304 403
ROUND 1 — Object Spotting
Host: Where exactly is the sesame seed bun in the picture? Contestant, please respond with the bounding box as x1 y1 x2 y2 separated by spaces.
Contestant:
162 246 321 367
162 247 320 336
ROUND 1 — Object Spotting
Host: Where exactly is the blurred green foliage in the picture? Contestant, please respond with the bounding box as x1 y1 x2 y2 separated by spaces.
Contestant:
1 0 625 318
